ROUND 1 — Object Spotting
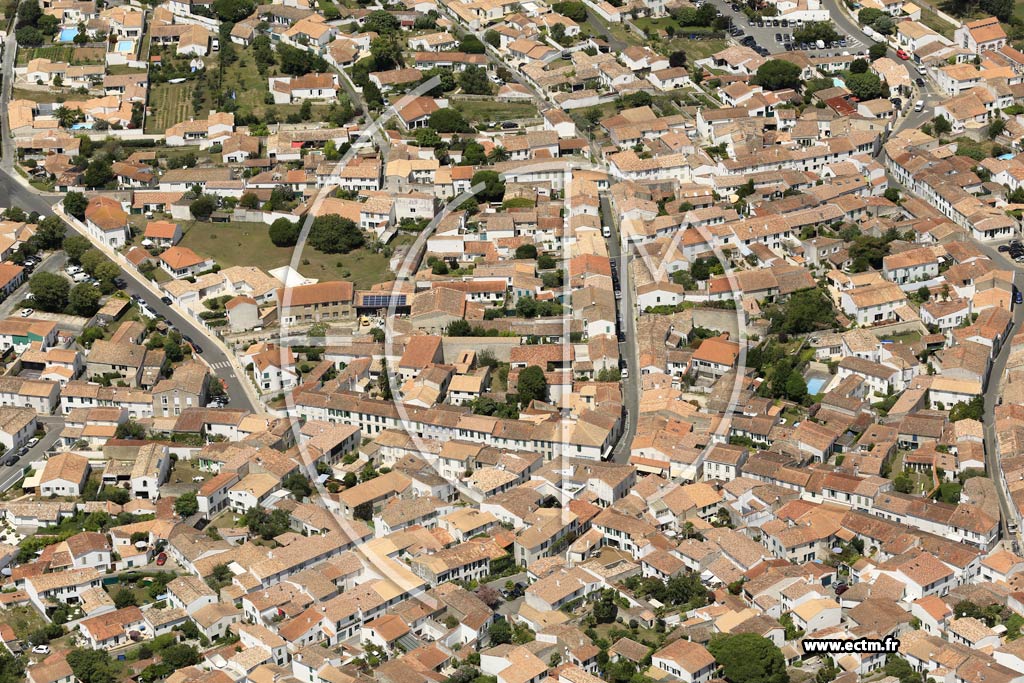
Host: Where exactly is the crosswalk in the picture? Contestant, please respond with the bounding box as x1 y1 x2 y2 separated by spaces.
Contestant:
210 361 233 370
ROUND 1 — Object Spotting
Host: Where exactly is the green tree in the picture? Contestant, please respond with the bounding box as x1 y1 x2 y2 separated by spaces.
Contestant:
83 158 114 188
884 656 920 683
29 271 70 312
459 34 486 53
593 590 618 623
553 0 588 19
869 42 887 60
282 471 313 499
989 118 1006 139
751 59 802 91
785 372 808 402
115 420 146 439
378 358 393 400
949 395 984 421
849 58 869 74
893 472 914 494
113 588 138 609
484 29 501 47
68 649 120 683
845 71 883 100
35 215 67 249
514 244 538 259
471 170 505 202
68 283 101 316
189 195 217 220
935 481 962 504
884 187 901 203
370 34 403 70
518 365 548 406
363 9 400 33
353 501 373 521
308 214 365 254
268 218 300 247
160 645 200 669
458 65 492 95
707 633 789 683
64 191 88 220
932 115 952 136
428 108 472 133
211 0 253 21
768 288 837 334
489 619 512 645
174 492 198 517
276 43 329 75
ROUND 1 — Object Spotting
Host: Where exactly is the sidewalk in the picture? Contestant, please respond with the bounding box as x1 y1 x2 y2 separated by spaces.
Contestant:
52 202 267 415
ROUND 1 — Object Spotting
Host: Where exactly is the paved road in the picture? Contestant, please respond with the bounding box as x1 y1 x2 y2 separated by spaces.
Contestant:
602 193 638 464
0 251 66 318
0 416 63 492
973 240 1024 547
0 36 258 413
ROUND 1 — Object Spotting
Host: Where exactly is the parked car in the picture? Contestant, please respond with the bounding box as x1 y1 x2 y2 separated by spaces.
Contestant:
1016 290 1023 305
896 49 910 60
160 296 172 305
915 77 925 87
31 646 50 655
1000 244 1011 252
19 308 33 317
27 437 38 447
156 552 168 566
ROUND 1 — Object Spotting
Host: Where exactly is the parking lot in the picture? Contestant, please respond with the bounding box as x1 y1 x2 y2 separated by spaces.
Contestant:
704 0 869 57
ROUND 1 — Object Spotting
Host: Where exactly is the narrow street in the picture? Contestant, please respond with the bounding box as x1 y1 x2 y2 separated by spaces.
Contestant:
602 193 639 464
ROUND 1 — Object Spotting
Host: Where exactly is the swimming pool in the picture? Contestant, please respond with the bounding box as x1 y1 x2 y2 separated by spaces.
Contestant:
57 28 79 42
806 377 827 394
116 40 134 52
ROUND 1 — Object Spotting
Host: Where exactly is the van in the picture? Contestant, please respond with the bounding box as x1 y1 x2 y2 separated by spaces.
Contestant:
815 39 825 49
73 272 90 283
914 100 925 112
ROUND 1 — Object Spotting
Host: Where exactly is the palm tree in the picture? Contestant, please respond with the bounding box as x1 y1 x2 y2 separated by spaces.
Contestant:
487 146 509 163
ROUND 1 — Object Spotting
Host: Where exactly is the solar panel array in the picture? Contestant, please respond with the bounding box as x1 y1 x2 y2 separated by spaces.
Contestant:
362 294 406 308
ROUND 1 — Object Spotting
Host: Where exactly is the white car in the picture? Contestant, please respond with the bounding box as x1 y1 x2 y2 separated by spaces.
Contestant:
20 308 33 318
31 645 50 655
27 437 38 447
914 100 925 112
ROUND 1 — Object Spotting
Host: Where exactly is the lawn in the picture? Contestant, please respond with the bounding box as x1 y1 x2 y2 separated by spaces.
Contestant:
12 87 90 104
1 605 47 640
919 8 956 38
178 220 402 290
664 36 728 62
451 99 540 126
16 44 105 66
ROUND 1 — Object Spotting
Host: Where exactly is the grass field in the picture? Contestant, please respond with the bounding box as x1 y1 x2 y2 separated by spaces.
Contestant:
16 44 104 66
665 37 728 62
146 46 335 133
146 81 196 134
451 99 540 125
919 8 956 38
178 220 403 289
1 606 47 640
12 87 90 103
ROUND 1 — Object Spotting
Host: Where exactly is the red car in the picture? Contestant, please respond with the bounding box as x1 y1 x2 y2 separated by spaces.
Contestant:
156 552 167 566
896 49 910 60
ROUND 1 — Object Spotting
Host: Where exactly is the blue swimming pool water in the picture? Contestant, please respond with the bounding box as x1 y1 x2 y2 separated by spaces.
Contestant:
117 40 134 52
58 28 79 42
807 377 827 394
